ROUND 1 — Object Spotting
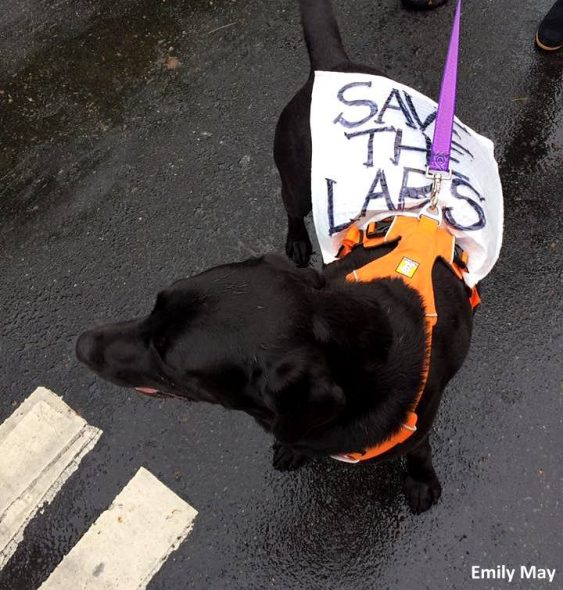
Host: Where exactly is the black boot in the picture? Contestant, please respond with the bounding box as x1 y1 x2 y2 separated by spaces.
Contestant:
536 0 563 51
402 0 448 10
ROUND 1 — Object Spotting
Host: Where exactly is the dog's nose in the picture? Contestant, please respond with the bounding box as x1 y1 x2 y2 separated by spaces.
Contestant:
76 330 100 367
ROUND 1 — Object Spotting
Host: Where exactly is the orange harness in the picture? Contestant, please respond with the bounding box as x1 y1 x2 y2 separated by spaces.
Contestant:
332 214 480 463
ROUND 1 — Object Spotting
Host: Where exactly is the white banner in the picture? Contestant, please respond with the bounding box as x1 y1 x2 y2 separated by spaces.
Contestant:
311 71 503 286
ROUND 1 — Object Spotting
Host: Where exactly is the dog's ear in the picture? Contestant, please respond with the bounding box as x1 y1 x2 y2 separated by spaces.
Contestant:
264 350 345 444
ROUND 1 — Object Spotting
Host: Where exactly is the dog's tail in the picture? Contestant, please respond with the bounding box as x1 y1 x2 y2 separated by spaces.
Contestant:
299 0 350 71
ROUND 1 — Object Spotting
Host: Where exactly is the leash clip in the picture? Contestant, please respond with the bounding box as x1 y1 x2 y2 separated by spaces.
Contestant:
425 166 451 207
424 166 451 215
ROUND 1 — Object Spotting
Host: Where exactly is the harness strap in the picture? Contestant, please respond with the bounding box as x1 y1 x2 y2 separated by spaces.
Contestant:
336 221 387 258
332 1 468 464
336 217 479 305
331 215 478 464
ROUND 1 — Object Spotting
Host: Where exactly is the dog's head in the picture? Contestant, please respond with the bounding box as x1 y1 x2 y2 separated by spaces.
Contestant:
76 254 345 442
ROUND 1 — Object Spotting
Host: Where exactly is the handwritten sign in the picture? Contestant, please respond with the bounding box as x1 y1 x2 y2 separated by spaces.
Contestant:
310 71 503 286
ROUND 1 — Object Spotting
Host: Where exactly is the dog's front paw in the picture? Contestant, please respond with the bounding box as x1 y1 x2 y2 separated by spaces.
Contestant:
272 442 308 471
285 235 312 268
404 474 442 514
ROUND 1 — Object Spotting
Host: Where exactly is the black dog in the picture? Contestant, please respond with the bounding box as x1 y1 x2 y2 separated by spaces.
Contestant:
77 0 473 513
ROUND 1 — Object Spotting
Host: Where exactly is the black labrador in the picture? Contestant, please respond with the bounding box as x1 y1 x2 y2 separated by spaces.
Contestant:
76 0 473 513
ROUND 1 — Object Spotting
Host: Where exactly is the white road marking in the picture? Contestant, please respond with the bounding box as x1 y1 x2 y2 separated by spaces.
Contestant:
40 467 198 590
0 387 102 569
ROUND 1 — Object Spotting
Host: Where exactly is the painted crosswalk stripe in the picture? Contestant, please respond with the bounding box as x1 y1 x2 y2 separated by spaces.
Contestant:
40 467 198 590
0 387 102 569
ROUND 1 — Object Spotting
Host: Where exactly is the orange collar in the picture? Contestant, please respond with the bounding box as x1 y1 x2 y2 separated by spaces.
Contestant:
332 214 480 463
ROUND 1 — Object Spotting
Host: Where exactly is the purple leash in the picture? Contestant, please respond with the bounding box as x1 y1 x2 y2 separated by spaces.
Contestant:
426 0 462 209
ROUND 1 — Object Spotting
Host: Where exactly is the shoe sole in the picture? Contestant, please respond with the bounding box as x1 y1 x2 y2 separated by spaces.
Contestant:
535 31 563 51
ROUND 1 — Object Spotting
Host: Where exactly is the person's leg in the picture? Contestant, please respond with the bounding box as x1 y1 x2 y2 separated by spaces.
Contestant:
402 0 448 10
536 0 563 51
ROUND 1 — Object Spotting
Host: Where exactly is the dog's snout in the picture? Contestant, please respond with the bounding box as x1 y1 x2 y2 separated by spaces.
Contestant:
76 330 101 368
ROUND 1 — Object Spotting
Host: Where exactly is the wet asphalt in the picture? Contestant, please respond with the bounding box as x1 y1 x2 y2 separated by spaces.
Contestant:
0 1 562 589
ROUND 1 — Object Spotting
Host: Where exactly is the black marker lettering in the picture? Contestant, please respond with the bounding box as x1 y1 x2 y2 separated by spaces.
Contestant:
334 82 379 129
377 89 417 128
346 126 397 167
403 92 436 132
361 168 394 214
326 178 356 235
399 168 433 209
392 129 429 166
443 173 486 230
